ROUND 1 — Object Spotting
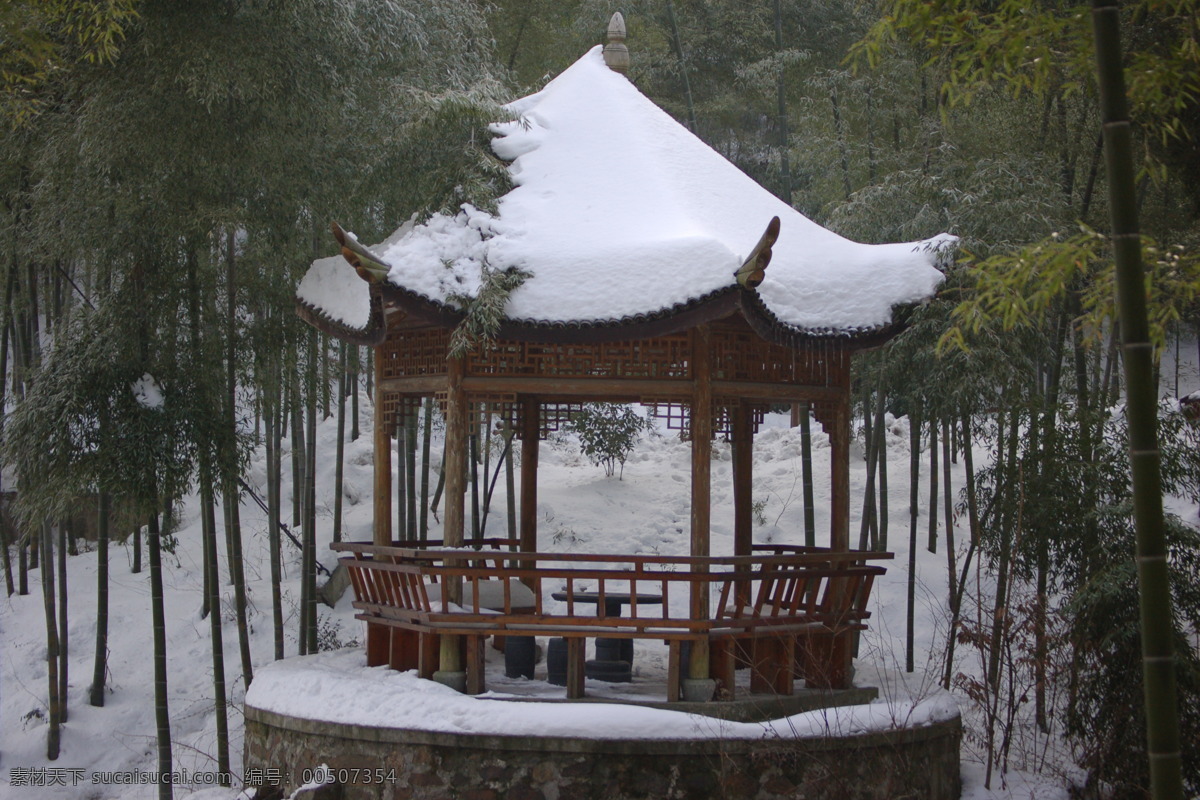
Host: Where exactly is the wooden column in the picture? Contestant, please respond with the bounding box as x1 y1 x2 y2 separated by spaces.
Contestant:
688 325 713 690
372 348 392 546
731 400 753 558
437 355 468 689
443 357 468 550
830 393 851 552
519 396 539 555
731 400 754 628
368 347 394 665
827 382 853 687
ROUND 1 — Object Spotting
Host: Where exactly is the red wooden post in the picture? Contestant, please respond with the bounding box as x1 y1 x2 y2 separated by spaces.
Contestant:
373 348 392 546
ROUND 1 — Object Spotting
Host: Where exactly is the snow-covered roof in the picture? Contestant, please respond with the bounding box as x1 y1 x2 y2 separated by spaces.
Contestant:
297 46 955 340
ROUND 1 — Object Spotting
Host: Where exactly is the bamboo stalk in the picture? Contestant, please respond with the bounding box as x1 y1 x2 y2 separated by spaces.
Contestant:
1091 3 1183 795
89 502 108 700
906 406 920 673
147 512 172 800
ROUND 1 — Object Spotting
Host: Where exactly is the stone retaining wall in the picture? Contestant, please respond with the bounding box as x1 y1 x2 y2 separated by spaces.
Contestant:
244 703 961 800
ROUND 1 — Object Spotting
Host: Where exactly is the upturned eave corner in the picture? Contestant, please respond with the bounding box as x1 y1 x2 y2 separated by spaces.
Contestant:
294 289 388 347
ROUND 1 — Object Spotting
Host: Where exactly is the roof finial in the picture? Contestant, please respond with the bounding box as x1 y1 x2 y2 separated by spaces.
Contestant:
603 12 629 74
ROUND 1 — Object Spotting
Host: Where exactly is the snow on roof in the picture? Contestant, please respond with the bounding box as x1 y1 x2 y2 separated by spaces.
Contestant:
297 253 373 332
298 46 955 334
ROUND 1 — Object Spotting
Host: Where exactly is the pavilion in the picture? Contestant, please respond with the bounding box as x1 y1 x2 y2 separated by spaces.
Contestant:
296 15 954 703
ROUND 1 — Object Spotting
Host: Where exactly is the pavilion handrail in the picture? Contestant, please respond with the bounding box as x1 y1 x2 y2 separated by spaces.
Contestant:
334 540 888 632
332 540 893 570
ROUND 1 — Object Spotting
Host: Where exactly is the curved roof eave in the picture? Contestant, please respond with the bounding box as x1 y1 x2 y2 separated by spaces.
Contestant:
373 281 915 350
295 291 388 347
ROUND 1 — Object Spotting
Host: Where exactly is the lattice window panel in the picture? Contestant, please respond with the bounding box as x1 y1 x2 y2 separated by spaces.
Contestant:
713 402 767 438
531 402 586 439
427 393 582 440
711 322 847 388
379 328 451 381
644 399 767 440
381 393 427 430
468 335 692 380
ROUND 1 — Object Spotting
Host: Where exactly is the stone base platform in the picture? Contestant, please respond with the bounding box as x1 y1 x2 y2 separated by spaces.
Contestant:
243 651 961 800
245 699 961 800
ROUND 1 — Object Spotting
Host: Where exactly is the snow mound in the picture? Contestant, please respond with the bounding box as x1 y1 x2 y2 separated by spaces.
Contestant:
246 649 960 741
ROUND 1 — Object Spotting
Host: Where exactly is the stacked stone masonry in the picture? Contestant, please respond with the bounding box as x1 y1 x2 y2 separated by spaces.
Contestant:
244 705 961 800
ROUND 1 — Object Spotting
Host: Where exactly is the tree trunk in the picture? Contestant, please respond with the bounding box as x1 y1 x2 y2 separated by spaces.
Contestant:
800 403 816 547
333 342 347 544
89 496 110 706
1092 4 1184 793
420 398 433 540
876 394 889 551
57 522 68 723
41 521 61 760
304 338 319 654
396 416 407 540
988 409 1019 691
147 512 173 800
1 512 12 596
201 476 230 781
224 482 254 690
18 526 28 595
906 406 920 673
267 372 285 661
291 384 304 527
927 417 939 553
859 383 878 550
941 417 956 606
350 346 360 442
942 414 980 689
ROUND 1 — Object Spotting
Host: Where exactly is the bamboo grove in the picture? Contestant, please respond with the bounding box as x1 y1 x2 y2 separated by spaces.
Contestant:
2 1 1200 798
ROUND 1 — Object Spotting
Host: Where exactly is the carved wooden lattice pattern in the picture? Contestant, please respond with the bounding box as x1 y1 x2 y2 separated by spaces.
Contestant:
427 393 582 440
468 335 692 379
643 399 767 440
382 394 426 430
379 328 451 380
710 321 847 387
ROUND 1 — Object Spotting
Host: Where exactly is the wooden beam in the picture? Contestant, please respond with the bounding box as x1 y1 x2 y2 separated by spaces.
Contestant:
373 351 392 546
440 375 843 404
378 375 447 395
711 380 842 403
463 376 688 400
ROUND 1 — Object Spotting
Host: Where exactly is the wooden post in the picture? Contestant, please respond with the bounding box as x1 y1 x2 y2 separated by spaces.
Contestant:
519 397 540 593
373 348 392 547
443 358 468 550
436 356 468 690
687 325 714 698
830 394 851 552
520 397 539 554
732 400 754 618
827 379 853 686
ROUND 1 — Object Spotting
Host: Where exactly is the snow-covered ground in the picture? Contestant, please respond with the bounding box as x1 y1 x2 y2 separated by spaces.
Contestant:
8 348 1198 800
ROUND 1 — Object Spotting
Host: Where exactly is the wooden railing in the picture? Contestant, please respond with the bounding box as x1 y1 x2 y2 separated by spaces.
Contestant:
333 540 890 699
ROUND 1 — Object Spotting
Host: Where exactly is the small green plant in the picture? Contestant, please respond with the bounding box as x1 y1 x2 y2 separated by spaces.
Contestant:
565 404 651 479
751 497 769 527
